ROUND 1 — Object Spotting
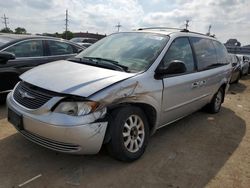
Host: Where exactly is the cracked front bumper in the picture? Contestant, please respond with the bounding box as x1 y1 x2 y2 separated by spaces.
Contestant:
7 93 108 155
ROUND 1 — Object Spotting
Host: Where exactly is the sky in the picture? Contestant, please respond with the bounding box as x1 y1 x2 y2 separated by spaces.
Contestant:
1 0 250 45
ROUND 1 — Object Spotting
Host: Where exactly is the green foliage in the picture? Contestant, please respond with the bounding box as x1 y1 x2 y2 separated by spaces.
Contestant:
0 27 13 33
62 31 74 40
15 27 27 34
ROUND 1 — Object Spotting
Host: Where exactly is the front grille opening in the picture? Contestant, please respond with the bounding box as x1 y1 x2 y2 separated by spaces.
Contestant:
21 130 80 152
13 81 59 109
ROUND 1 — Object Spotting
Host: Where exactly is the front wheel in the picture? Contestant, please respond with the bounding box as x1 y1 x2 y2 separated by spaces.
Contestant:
107 106 149 162
206 88 224 114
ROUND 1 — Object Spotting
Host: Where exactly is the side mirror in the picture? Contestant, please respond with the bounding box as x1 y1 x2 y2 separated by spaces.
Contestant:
0 52 15 64
155 60 187 76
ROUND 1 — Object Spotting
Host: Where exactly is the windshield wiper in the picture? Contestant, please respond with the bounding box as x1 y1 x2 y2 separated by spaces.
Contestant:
84 56 129 72
67 57 97 65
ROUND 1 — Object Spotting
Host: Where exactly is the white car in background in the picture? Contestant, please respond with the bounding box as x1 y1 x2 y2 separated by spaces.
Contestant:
236 54 249 76
70 37 98 48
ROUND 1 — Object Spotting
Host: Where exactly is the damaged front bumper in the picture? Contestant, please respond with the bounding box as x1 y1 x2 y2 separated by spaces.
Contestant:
7 93 108 154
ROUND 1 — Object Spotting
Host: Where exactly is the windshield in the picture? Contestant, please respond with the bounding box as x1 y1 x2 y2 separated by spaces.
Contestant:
0 36 13 47
76 32 169 72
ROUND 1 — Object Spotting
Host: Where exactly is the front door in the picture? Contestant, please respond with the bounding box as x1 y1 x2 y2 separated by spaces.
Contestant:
159 37 208 126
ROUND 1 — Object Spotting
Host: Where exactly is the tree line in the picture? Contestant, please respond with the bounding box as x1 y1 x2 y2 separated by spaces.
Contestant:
0 27 74 40
0 27 27 34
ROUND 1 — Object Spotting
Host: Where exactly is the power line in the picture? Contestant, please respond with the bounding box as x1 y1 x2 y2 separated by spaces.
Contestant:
2 14 9 29
65 9 69 39
115 22 122 32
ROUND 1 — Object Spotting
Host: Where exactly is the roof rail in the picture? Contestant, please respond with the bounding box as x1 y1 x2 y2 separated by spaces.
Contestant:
137 27 216 38
137 27 188 32
187 31 216 38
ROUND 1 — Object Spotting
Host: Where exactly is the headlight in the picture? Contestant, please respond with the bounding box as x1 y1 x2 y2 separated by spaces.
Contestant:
54 101 99 116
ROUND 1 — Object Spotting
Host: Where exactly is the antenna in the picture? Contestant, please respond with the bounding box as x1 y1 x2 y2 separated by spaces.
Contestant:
207 25 212 36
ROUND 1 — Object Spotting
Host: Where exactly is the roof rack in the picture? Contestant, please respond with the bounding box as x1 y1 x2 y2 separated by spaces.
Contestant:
138 27 188 32
137 27 216 38
187 31 216 38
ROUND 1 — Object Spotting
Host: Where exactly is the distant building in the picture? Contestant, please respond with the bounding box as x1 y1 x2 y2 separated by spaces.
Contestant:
40 32 106 40
225 45 250 55
73 32 106 40
225 39 241 47
225 39 250 55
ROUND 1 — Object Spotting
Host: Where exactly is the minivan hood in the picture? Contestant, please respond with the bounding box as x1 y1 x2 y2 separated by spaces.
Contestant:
20 60 136 97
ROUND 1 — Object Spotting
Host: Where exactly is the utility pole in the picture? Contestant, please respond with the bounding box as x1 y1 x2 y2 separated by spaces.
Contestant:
65 9 69 39
115 22 122 32
207 25 212 36
2 14 9 29
185 19 189 30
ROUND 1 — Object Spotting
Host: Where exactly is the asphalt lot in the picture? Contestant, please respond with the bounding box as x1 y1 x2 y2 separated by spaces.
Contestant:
0 76 250 188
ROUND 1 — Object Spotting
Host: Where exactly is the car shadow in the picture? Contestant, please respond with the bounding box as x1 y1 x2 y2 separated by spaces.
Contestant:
228 82 247 94
240 74 250 80
0 107 246 188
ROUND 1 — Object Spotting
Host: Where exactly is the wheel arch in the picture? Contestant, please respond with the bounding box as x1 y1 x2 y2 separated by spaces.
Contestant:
220 83 227 103
103 102 158 144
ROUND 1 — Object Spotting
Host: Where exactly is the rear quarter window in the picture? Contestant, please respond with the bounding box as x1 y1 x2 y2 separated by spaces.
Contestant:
190 37 218 71
212 41 229 65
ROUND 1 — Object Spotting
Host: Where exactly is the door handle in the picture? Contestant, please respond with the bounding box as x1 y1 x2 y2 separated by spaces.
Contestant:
192 82 199 88
200 80 206 86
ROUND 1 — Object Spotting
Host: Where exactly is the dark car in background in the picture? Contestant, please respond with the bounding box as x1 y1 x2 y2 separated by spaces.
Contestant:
70 37 98 48
0 34 85 102
228 53 241 83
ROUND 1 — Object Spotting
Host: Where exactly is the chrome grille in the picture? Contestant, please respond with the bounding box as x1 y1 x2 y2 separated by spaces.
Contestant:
13 82 54 109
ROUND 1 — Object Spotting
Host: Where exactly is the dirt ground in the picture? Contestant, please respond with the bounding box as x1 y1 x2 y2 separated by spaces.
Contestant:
0 76 250 188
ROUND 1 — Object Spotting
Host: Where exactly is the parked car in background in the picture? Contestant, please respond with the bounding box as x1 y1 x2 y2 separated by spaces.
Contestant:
228 53 241 83
0 34 85 102
246 55 250 74
70 37 98 48
236 54 249 76
7 29 231 161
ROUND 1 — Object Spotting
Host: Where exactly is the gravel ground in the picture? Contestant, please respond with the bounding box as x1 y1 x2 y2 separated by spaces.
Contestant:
0 76 250 188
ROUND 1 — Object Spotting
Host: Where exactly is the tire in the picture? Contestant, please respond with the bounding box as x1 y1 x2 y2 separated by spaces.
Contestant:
206 88 224 114
107 106 149 162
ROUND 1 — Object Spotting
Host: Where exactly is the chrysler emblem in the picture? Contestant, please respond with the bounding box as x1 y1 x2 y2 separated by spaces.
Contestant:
18 90 35 99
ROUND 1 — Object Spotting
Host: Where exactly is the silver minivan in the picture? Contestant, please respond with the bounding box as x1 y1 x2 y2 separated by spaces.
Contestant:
7 28 232 161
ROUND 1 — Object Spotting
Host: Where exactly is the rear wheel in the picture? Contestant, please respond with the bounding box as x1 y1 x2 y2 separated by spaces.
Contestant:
206 88 224 114
107 106 149 162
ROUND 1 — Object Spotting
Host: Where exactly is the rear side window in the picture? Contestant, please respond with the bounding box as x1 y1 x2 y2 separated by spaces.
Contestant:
4 40 43 58
212 41 229 65
190 37 217 71
47 40 75 56
162 37 195 73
